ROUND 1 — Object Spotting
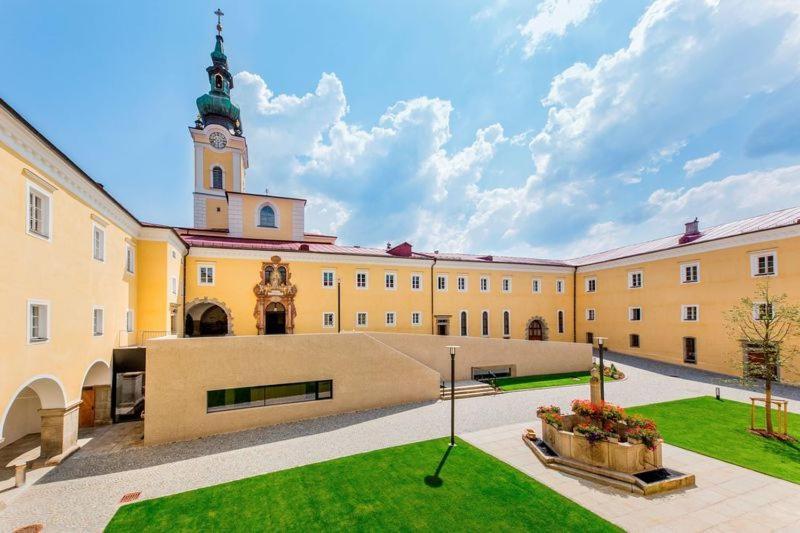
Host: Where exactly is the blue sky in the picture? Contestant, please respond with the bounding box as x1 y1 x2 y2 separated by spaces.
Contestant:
5 0 800 258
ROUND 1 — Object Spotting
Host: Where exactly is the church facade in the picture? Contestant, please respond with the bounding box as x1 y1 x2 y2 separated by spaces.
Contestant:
2 20 800 456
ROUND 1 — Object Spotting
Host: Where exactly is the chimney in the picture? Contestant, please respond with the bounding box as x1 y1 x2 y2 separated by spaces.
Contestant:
679 218 701 244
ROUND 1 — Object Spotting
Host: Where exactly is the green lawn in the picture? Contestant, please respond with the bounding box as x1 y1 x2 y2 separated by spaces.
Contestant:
495 370 616 391
628 396 800 484
106 438 619 532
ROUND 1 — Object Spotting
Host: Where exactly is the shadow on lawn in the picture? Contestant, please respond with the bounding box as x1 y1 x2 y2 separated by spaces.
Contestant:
424 445 453 488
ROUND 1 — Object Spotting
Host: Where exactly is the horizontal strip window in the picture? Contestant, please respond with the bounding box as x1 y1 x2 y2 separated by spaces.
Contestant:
207 379 333 413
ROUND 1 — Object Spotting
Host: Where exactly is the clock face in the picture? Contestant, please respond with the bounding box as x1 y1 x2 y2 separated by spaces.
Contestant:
209 131 227 150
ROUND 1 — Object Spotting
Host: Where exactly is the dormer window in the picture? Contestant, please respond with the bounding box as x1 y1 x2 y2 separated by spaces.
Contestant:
259 205 276 227
211 167 223 189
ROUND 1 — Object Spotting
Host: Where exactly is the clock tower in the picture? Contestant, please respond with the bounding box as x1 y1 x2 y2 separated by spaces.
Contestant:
190 9 249 230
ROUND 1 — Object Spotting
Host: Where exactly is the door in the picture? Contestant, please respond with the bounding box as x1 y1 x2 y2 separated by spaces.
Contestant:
265 302 287 334
528 320 543 341
79 388 96 428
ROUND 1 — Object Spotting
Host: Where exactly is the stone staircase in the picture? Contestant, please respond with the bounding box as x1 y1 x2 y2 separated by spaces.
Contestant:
440 380 498 400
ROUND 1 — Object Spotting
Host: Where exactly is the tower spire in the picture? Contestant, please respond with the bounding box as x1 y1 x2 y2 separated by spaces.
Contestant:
195 9 242 135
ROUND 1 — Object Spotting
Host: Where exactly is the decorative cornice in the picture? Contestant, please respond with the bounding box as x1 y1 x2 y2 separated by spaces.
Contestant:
189 246 435 267
433 259 574 274
140 226 189 254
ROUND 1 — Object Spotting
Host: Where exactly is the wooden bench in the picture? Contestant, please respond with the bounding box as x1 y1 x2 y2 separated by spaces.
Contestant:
5 449 40 488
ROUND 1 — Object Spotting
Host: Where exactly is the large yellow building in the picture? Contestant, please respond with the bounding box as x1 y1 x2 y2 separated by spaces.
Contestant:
1 22 799 459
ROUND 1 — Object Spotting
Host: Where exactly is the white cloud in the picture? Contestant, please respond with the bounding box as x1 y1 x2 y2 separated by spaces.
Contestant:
519 0 601 58
683 151 721 176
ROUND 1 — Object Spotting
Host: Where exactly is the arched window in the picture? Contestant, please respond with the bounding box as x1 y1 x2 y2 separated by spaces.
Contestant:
215 74 223 90
460 311 467 336
503 311 510 337
259 205 276 227
481 311 489 336
211 167 223 189
277 266 287 284
557 310 565 334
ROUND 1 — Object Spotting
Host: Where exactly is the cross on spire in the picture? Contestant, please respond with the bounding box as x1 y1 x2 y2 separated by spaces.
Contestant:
215 9 224 35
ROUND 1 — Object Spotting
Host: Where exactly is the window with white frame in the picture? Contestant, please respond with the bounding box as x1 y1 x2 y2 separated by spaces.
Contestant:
126 309 134 332
437 274 447 291
93 307 104 336
480 276 489 292
92 225 105 261
356 312 368 327
586 308 596 321
411 312 421 326
322 270 335 288
385 312 396 326
585 277 596 292
682 305 699 322
411 273 422 291
751 251 777 277
753 302 774 320
532 278 541 293
125 244 135 274
503 310 510 337
557 310 565 333
457 275 467 292
27 183 51 239
28 301 49 343
556 279 565 294
170 276 178 295
680 262 699 283
198 264 215 285
356 271 368 289
322 312 335 328
629 307 642 321
385 272 396 290
502 277 512 293
481 311 489 336
628 271 643 289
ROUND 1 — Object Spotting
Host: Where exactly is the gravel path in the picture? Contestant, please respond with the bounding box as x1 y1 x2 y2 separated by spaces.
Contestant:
1 353 797 532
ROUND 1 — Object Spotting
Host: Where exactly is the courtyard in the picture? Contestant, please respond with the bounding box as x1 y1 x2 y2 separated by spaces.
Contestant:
1 353 799 531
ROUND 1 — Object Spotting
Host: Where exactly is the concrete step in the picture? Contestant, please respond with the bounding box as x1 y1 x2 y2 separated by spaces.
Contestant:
441 384 494 393
440 384 497 399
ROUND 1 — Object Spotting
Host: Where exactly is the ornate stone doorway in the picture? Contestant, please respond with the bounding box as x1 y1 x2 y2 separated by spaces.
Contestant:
264 302 287 335
526 317 548 341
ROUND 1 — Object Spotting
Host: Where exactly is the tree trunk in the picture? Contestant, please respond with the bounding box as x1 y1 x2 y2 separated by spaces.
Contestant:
765 379 774 435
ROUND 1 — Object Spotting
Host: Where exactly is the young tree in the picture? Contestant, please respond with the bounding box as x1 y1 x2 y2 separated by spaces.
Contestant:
725 281 800 435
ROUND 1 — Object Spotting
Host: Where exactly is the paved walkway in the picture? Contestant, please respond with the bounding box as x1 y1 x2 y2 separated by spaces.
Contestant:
463 421 800 532
0 356 797 531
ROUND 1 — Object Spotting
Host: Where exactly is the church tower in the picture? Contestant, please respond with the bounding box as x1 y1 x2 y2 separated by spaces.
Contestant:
190 9 249 230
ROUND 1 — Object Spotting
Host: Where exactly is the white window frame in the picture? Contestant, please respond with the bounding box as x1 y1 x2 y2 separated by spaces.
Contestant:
502 309 511 338
752 301 774 320
384 271 397 291
628 270 643 289
681 304 699 322
437 274 448 292
628 306 642 322
481 310 490 337
480 276 490 293
322 270 335 288
385 311 396 327
750 250 777 277
356 270 368 290
411 273 422 291
585 277 596 293
557 309 565 334
27 299 50 344
502 277 512 293
322 312 336 329
92 224 105 262
680 261 700 284
356 311 368 328
92 306 104 337
198 264 216 286
556 279 565 294
26 181 53 241
125 243 135 274
457 275 467 292
170 276 178 295
411 311 422 327
126 309 134 333
586 308 596 321
531 278 541 294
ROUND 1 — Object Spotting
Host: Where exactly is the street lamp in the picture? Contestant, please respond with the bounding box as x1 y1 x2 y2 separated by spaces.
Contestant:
446 345 459 447
596 337 607 401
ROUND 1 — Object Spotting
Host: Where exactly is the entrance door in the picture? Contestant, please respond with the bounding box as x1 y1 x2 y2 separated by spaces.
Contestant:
528 320 543 341
436 317 450 336
265 302 287 334
79 388 96 428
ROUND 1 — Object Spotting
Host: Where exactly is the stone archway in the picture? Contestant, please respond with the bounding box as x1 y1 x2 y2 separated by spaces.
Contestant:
525 316 549 341
185 298 234 336
79 360 112 428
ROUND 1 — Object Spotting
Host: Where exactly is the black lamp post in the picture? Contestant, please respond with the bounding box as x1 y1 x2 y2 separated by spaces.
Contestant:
446 345 459 447
597 337 607 401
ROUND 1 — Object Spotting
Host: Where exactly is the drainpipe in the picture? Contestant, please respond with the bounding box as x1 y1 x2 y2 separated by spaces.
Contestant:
337 278 341 333
430 257 437 335
572 266 577 343
182 250 188 337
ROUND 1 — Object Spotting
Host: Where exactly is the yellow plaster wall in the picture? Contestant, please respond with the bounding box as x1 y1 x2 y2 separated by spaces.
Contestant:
576 237 800 383
205 197 228 230
239 195 299 240
202 148 233 191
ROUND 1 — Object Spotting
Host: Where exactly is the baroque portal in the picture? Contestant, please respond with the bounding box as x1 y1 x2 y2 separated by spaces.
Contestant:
253 256 297 334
